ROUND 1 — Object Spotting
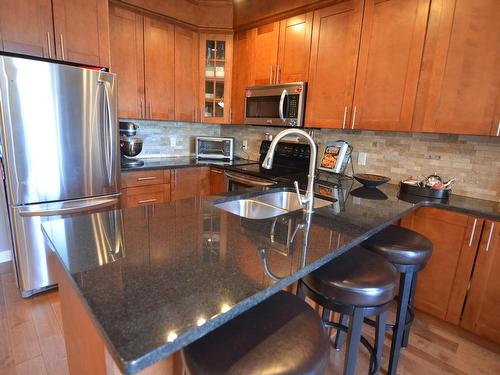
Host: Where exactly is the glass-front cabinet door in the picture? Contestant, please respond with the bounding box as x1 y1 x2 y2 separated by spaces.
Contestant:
199 33 232 124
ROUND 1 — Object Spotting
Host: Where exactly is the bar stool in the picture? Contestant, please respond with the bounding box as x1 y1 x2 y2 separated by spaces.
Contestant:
298 247 398 375
182 291 330 375
362 225 432 375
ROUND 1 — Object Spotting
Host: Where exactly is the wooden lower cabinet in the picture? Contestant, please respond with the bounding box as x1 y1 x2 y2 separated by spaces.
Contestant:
120 169 171 208
400 207 483 322
461 220 500 343
121 167 213 207
171 167 210 200
401 208 500 344
210 168 226 194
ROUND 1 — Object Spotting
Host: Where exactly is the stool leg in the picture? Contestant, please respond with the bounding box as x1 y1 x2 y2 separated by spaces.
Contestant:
334 314 349 351
388 272 413 375
344 308 364 375
374 311 388 374
296 280 306 300
402 272 417 348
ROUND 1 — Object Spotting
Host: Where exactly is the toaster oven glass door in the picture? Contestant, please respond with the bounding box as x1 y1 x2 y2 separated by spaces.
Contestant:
198 139 229 158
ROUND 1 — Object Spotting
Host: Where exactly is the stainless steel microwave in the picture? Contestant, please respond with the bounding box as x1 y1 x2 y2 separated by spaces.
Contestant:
195 137 234 160
244 82 307 127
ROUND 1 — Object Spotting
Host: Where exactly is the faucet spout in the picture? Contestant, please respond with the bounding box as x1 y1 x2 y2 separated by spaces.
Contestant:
261 129 318 213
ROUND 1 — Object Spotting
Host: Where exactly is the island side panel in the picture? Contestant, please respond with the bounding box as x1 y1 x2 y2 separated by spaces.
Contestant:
54 258 182 374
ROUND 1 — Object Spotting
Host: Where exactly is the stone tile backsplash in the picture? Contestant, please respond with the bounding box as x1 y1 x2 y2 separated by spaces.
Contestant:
122 119 500 201
122 119 220 157
221 126 500 202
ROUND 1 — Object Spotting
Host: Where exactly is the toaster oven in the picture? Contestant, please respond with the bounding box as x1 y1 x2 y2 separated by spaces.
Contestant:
195 137 234 160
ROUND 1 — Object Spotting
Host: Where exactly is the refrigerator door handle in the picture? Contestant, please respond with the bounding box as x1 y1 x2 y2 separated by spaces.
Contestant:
99 80 114 186
17 196 120 217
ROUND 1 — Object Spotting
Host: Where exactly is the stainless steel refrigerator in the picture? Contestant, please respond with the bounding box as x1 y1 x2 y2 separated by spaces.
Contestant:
0 54 120 297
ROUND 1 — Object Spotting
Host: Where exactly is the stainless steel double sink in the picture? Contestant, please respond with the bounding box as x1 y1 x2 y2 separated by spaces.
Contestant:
214 189 333 219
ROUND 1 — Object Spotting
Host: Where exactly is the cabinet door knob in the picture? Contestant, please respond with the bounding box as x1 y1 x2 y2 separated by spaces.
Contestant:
47 32 52 58
276 64 280 84
468 218 478 247
486 222 495 252
269 65 274 84
496 121 500 136
138 198 157 204
60 34 65 60
351 106 357 129
137 176 157 181
342 106 348 129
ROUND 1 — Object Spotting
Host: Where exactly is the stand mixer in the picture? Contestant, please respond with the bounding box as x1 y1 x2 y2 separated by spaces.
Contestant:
119 122 144 167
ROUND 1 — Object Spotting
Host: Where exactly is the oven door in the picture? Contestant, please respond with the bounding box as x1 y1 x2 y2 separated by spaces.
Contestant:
244 84 305 127
225 171 277 192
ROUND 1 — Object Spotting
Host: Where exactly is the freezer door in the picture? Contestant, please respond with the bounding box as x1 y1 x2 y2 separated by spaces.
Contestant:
10 195 119 297
0 55 119 205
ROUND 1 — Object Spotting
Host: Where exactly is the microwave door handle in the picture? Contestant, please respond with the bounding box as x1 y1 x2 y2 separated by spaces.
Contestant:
279 89 288 123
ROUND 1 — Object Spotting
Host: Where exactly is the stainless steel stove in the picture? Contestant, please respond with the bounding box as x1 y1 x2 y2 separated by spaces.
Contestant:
224 140 311 192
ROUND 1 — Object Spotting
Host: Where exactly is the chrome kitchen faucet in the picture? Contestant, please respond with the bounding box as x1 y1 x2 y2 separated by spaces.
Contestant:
262 129 318 213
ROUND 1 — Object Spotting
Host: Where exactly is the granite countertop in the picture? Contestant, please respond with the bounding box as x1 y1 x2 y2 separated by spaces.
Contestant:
121 156 258 171
42 180 499 374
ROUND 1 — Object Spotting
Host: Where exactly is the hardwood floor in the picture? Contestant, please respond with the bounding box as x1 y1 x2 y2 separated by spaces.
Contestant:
0 265 499 375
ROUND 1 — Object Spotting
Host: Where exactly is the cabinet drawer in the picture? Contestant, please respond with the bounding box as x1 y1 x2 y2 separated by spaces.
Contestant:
122 184 170 208
121 169 170 188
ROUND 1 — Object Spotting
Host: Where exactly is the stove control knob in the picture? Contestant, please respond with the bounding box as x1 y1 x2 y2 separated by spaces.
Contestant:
290 119 297 127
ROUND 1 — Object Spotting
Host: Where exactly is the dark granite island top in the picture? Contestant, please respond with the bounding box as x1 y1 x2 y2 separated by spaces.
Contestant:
121 156 258 172
42 181 499 374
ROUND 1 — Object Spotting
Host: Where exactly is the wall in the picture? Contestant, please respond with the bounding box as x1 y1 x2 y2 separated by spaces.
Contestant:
220 125 500 202
123 120 221 158
127 120 499 202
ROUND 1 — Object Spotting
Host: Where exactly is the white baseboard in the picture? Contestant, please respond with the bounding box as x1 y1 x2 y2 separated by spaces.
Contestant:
0 250 12 263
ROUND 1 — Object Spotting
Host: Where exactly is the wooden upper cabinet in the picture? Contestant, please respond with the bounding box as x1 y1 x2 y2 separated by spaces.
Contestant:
400 207 483 322
0 0 54 58
231 29 255 124
199 33 233 124
144 16 175 120
277 12 313 84
249 15 312 86
109 4 144 119
252 22 280 85
305 1 363 128
351 0 430 131
174 26 199 122
461 221 500 343
52 0 110 67
412 0 500 136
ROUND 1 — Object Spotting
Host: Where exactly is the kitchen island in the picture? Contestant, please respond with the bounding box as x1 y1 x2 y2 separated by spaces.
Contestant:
42 181 499 374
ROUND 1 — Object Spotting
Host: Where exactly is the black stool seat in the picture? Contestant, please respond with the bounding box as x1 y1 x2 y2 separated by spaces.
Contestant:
363 225 432 266
182 291 329 375
302 247 397 307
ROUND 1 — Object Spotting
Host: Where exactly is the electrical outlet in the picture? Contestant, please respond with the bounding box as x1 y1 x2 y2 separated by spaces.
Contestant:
358 152 367 166
242 140 248 150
